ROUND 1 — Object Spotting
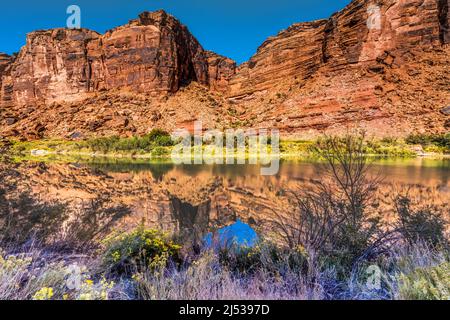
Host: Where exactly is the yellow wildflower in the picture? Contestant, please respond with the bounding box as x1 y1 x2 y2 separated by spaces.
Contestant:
33 287 54 300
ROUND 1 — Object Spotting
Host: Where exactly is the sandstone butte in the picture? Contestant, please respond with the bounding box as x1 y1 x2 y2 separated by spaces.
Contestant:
0 0 449 140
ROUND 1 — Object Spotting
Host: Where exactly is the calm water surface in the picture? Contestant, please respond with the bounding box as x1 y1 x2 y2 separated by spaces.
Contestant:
1 157 448 244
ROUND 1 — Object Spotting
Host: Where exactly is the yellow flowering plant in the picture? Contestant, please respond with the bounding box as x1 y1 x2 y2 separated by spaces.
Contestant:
101 225 182 274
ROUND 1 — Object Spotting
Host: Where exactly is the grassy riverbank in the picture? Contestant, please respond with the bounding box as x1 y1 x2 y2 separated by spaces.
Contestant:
1 238 448 300
4 132 450 161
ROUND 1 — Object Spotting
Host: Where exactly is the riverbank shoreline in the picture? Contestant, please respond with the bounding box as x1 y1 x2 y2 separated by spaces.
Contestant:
2 132 449 163
9 148 450 162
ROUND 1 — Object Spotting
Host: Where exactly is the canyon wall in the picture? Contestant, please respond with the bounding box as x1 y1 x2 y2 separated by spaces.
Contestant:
228 0 448 98
226 0 449 137
0 10 236 109
0 0 449 139
0 53 12 107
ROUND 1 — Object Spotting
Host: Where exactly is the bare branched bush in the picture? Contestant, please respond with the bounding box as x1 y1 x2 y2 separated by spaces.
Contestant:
267 134 390 274
395 195 448 247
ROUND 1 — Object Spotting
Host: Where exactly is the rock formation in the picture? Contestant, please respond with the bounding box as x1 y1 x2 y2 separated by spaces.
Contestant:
0 53 11 76
225 0 449 99
0 10 221 108
226 0 450 137
0 0 449 139
0 53 12 104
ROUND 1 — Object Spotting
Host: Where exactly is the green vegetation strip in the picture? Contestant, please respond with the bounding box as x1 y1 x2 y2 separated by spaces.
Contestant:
5 132 450 161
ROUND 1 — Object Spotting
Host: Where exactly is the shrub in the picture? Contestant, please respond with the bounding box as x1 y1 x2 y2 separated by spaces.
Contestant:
365 140 415 157
398 262 450 300
380 137 398 144
0 247 118 300
217 241 309 276
405 133 450 153
101 226 182 274
32 287 54 300
85 136 121 153
151 146 170 157
83 129 174 154
133 250 324 300
146 129 174 147
395 196 448 247
423 145 445 154
270 134 385 277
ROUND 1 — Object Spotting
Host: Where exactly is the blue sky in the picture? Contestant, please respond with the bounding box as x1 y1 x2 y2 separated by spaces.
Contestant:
1 0 351 64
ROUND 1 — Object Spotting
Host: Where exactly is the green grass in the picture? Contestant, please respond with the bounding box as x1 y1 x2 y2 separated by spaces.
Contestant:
6 134 450 162
405 133 450 154
398 262 450 300
7 129 176 159
79 129 175 154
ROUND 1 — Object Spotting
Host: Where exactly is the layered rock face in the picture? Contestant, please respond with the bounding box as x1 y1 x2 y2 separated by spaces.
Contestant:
0 10 235 109
205 51 237 93
227 20 328 98
0 53 11 75
86 11 208 95
1 29 100 107
228 0 449 98
0 53 12 104
226 0 450 137
0 0 449 139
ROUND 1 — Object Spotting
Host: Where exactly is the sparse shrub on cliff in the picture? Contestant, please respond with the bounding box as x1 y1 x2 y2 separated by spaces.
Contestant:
101 226 182 275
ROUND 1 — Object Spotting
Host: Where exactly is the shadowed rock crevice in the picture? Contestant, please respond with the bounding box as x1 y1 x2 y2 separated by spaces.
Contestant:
438 0 450 44
170 196 211 234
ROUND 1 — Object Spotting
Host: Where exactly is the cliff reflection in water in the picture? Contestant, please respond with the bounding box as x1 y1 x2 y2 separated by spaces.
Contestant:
0 158 448 246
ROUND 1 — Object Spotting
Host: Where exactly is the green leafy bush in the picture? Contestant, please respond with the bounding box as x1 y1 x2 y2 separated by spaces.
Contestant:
101 226 182 274
85 136 121 153
423 145 446 154
405 134 450 153
146 129 174 147
365 140 415 157
398 262 450 300
84 129 174 153
151 146 170 157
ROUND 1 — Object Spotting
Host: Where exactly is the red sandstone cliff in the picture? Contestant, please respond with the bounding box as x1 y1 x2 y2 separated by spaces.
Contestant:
0 0 449 139
0 10 235 108
226 0 450 137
